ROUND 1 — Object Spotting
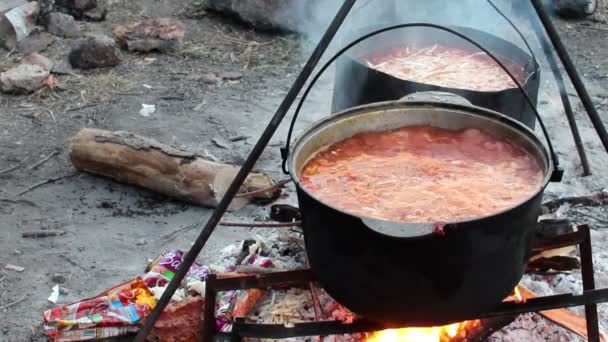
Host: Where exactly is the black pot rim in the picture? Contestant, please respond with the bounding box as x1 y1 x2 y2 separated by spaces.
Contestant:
288 100 554 238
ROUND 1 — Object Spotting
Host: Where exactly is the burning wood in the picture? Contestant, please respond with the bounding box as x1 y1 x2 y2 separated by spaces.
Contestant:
69 128 281 210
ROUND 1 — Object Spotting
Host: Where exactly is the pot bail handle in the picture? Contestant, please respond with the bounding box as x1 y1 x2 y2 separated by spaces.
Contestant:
281 23 563 183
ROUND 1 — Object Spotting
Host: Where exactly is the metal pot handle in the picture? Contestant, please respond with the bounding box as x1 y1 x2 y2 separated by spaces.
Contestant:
281 23 563 182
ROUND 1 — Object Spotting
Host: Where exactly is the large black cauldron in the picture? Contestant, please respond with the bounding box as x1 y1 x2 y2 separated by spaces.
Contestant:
288 100 553 326
331 26 541 128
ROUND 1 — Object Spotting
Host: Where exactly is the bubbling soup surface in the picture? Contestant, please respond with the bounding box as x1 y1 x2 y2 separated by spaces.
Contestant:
363 45 526 92
300 126 544 223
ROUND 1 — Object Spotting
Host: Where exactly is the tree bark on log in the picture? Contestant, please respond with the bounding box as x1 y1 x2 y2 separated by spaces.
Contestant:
69 128 281 211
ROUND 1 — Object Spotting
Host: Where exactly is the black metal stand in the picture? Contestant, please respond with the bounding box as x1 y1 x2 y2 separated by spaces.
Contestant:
202 225 605 342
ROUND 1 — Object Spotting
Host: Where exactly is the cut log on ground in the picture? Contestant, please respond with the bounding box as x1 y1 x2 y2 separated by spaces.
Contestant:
69 128 281 211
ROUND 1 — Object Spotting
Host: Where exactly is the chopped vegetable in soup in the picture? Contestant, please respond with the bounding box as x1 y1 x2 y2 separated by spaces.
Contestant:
301 126 544 223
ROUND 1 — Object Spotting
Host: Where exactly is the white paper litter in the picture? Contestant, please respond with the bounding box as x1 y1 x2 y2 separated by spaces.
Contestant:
139 104 156 117
48 284 60 304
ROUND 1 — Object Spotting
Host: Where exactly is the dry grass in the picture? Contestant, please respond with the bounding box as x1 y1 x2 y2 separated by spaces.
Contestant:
173 42 209 59
79 70 136 102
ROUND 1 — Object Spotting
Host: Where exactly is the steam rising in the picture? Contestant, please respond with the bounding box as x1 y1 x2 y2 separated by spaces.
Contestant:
292 0 547 52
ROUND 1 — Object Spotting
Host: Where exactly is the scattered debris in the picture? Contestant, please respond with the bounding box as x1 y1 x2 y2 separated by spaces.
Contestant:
23 52 54 72
46 12 81 37
51 273 66 283
6 173 75 199
149 296 205 342
81 2 106 22
554 0 597 18
5 264 25 272
28 149 60 170
22 229 66 238
212 136 232 149
68 35 120 69
0 1 39 49
229 135 248 142
139 103 155 117
112 17 185 52
0 155 32 175
270 204 301 222
16 32 56 53
221 70 244 81
51 58 76 75
47 284 60 303
0 63 50 94
54 0 101 20
200 73 221 84
69 128 282 210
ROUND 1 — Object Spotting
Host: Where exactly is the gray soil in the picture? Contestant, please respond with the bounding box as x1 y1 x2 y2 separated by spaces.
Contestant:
0 0 607 341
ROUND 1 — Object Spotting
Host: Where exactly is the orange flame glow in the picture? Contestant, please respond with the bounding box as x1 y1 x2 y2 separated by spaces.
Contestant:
366 322 468 342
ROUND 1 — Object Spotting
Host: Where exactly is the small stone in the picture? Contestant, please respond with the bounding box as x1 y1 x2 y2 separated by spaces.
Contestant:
200 73 220 84
554 0 595 18
5 264 25 272
82 4 107 22
221 71 244 81
17 33 56 54
0 64 50 94
52 58 76 75
23 53 54 72
13 249 23 255
52 273 66 283
69 35 120 69
136 239 147 246
47 12 81 38
112 17 185 52
59 287 69 295
212 136 231 149
55 0 97 18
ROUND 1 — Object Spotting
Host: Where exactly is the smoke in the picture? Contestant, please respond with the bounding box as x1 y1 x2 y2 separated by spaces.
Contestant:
290 0 549 53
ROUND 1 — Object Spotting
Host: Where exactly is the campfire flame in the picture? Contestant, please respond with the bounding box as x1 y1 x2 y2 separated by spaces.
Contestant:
366 287 524 342
366 322 469 342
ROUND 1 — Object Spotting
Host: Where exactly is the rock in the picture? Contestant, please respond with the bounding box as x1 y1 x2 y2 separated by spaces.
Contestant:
55 0 97 19
17 32 56 53
58 287 69 295
0 63 50 93
4 264 25 272
13 249 23 255
82 2 106 21
68 35 120 69
23 52 54 72
46 12 81 37
51 58 76 75
112 17 185 52
203 0 323 32
554 0 596 18
51 273 66 283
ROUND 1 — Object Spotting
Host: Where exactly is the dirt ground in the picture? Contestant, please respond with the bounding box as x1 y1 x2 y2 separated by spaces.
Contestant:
0 0 607 341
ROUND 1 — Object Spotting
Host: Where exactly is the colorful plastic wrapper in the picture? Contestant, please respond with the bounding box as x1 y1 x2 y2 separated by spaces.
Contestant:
143 250 213 289
43 278 156 341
